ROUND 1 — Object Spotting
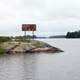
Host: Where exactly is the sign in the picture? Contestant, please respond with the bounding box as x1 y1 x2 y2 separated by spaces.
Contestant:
22 24 36 31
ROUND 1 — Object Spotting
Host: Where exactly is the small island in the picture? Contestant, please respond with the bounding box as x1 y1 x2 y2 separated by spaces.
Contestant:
0 37 63 54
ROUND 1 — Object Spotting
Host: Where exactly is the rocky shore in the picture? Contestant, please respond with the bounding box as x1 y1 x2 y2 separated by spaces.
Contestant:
0 40 63 54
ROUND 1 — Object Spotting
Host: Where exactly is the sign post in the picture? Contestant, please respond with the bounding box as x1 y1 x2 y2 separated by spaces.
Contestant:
32 31 34 40
22 24 36 40
24 31 26 40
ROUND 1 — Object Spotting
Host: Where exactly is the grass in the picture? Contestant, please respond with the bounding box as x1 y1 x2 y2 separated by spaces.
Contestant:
15 38 31 43
33 41 44 48
0 48 6 55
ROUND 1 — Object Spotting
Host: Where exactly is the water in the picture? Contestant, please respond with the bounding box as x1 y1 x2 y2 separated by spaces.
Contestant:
0 39 80 80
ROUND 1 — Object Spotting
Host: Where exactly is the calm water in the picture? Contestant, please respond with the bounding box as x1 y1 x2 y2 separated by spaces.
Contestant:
0 39 80 80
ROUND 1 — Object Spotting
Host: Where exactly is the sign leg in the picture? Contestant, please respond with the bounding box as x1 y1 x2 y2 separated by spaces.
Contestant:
24 31 26 40
32 31 34 40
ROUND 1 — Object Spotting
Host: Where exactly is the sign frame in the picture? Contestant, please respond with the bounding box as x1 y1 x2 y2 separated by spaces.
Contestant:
22 24 36 31
22 24 36 40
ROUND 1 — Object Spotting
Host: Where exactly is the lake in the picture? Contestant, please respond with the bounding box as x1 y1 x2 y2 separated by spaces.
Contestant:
0 39 80 80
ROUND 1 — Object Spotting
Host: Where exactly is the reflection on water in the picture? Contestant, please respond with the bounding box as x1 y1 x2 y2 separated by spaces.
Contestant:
0 54 38 80
0 39 80 80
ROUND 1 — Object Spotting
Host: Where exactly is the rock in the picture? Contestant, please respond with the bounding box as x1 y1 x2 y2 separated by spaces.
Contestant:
0 40 63 54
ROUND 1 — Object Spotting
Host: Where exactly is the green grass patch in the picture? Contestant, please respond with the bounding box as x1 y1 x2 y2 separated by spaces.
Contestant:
0 48 6 55
15 38 31 43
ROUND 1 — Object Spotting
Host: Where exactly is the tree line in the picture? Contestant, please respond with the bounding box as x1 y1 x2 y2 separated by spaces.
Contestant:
66 30 80 38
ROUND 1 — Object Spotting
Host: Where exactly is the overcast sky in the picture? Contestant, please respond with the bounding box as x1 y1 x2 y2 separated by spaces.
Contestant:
0 0 80 36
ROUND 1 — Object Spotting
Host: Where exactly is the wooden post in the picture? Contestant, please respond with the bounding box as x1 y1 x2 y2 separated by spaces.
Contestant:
24 31 26 40
32 31 34 40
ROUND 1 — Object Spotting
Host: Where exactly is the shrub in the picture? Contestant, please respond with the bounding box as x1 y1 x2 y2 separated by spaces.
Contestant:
0 37 11 43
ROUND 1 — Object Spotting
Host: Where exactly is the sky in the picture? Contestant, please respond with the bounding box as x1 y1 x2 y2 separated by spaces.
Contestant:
0 0 80 36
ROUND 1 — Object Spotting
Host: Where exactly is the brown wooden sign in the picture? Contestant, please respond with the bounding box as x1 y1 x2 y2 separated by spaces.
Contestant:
22 24 36 31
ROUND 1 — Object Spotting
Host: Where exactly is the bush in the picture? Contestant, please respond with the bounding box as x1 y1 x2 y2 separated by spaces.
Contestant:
0 37 11 43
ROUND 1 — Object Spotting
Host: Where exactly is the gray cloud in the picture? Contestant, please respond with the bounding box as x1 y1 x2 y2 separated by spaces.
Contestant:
0 0 80 36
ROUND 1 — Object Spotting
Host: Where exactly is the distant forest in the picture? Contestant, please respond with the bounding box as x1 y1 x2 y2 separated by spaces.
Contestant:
66 30 80 38
0 30 80 39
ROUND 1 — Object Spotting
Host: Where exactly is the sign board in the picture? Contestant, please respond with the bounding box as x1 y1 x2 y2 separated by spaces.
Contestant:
22 24 36 31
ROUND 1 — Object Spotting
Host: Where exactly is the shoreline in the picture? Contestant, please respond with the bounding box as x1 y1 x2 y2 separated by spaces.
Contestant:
0 40 63 54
